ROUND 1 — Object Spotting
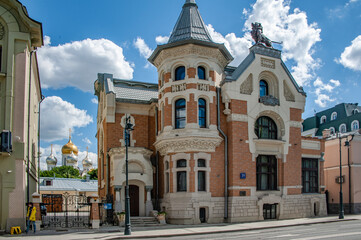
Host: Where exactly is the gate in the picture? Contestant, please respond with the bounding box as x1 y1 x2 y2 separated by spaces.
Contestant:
42 192 91 228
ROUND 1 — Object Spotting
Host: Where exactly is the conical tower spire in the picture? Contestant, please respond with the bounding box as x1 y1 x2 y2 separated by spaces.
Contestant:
168 0 212 44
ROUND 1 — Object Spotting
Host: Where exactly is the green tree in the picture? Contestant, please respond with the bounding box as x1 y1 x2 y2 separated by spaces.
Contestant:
83 168 98 180
40 166 81 179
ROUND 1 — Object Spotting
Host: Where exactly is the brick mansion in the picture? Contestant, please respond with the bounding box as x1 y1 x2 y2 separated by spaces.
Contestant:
94 0 327 224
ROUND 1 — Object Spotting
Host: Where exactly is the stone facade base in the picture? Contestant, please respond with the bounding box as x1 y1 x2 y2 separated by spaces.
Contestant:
328 203 361 214
160 193 327 224
6 218 25 233
90 220 100 229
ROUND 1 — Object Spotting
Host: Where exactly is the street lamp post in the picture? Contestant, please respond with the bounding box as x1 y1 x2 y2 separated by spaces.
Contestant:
124 115 133 235
338 132 344 219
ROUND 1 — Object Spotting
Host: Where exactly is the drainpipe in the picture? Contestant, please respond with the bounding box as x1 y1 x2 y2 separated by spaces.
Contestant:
216 87 228 220
155 106 159 211
37 95 45 192
106 154 110 196
27 49 36 203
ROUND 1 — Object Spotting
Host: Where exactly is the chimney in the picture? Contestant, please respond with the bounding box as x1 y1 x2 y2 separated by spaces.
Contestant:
322 129 331 139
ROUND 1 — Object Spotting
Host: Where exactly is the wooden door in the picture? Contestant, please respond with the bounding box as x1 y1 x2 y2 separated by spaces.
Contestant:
129 185 139 216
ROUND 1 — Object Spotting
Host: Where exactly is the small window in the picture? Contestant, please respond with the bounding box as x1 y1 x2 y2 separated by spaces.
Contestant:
329 127 335 135
320 115 326 124
165 161 169 170
166 173 170 193
331 112 337 121
198 98 207 128
352 120 359 131
198 159 206 167
263 204 277 219
45 180 52 186
177 159 187 168
198 171 206 191
339 124 347 133
175 66 185 81
175 99 186 129
255 116 277 139
198 66 206 80
260 80 268 97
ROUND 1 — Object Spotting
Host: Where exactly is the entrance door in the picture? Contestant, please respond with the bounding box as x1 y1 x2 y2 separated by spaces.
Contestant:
129 185 139 216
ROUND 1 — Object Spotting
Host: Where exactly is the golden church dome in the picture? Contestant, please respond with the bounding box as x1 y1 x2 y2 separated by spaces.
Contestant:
62 139 79 155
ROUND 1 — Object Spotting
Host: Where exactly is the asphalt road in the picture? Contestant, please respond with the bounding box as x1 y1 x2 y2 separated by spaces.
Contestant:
132 220 361 240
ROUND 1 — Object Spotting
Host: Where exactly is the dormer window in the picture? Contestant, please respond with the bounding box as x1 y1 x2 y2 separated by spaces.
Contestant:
353 109 359 115
198 66 206 80
320 116 326 124
45 180 52 186
352 120 359 131
260 80 268 97
329 127 335 135
175 66 185 81
339 124 347 133
331 112 337 121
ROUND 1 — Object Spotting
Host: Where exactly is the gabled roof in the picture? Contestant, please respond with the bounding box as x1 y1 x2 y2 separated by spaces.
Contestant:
168 0 212 44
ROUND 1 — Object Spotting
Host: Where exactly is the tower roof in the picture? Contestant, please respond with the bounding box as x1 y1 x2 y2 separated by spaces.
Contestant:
168 0 212 44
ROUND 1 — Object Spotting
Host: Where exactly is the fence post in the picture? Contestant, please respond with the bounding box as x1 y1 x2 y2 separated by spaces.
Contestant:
89 194 100 229
32 192 42 231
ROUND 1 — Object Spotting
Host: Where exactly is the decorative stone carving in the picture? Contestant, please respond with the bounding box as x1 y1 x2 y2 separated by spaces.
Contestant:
155 137 223 156
283 80 295 102
259 95 280 106
172 83 187 92
0 23 4 40
197 83 209 91
240 74 253 95
261 58 275 69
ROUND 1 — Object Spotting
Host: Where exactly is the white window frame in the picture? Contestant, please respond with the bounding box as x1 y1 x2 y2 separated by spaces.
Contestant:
351 120 359 131
329 127 336 135
320 115 326 124
331 112 337 121
194 153 211 193
171 153 191 193
339 123 347 133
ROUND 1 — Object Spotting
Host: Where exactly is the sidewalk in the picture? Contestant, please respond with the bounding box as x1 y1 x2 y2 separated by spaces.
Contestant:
2 214 361 240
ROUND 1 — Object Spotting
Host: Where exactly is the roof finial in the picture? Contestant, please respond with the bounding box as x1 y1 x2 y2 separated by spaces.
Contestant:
186 0 196 3
51 144 53 154
86 146 89 157
69 128 72 140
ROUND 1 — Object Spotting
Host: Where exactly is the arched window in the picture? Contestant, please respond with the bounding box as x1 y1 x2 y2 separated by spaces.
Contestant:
175 99 186 129
198 98 206 128
331 112 337 121
198 66 206 80
255 116 277 139
353 109 359 115
339 124 347 133
352 120 359 131
175 66 185 81
176 159 187 192
329 127 335 135
320 116 326 124
260 80 268 97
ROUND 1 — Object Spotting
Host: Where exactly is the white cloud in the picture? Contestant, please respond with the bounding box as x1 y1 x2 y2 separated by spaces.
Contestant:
244 0 322 86
337 35 361 71
206 24 252 66
37 36 134 92
134 37 153 59
91 98 98 104
82 137 92 145
40 145 97 170
155 35 169 45
313 78 341 107
40 96 93 142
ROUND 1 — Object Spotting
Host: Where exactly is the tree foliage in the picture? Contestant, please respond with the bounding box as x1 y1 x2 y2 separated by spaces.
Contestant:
40 166 81 179
83 168 98 180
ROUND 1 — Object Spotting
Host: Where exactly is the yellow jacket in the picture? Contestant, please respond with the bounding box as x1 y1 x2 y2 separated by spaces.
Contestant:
27 207 36 221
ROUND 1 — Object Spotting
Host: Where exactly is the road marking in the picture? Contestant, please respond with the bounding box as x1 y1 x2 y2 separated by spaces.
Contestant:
265 234 300 238
290 231 361 240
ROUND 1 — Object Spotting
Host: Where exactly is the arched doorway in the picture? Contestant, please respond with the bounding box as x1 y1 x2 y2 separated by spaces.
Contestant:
129 185 139 216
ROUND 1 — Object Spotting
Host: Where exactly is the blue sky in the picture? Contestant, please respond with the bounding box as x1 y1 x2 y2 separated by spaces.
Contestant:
20 0 361 169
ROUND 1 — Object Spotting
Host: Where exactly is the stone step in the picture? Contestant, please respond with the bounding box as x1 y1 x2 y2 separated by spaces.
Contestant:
130 217 160 226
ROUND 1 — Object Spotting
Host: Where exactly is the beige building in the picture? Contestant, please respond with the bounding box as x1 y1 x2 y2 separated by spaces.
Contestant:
0 0 43 232
323 130 361 214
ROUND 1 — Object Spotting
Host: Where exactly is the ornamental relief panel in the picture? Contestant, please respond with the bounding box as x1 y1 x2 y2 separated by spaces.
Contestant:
261 57 275 69
154 45 228 68
283 80 295 102
240 74 253 95
171 83 187 92
155 137 222 156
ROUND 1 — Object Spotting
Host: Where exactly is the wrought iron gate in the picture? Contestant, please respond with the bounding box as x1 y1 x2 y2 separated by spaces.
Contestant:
42 192 91 228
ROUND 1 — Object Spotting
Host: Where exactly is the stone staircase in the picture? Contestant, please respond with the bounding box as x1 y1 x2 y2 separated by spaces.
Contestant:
130 217 160 227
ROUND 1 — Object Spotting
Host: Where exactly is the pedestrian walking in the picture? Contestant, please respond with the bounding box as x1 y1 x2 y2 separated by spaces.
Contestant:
26 202 36 234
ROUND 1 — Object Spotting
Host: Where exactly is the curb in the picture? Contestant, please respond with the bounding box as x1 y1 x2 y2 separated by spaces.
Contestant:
108 218 358 239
